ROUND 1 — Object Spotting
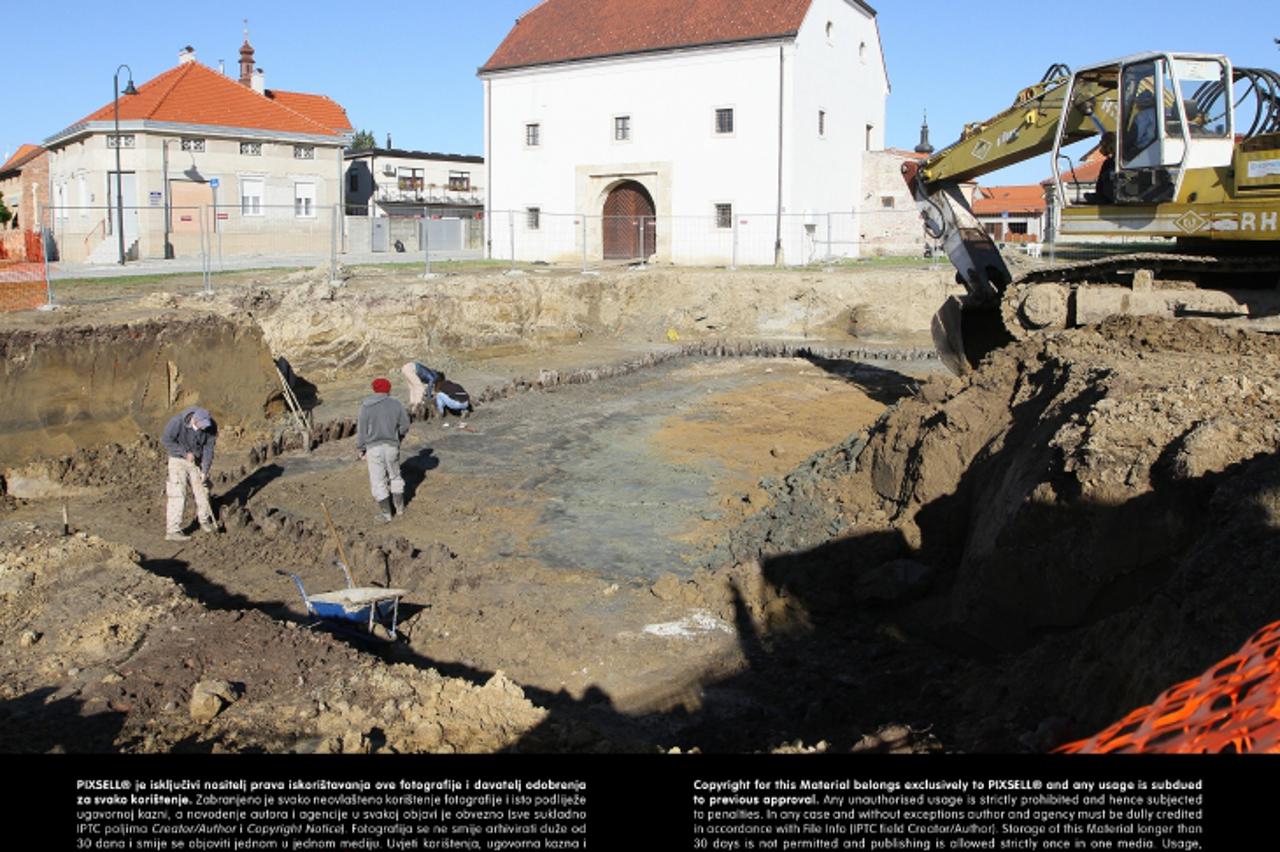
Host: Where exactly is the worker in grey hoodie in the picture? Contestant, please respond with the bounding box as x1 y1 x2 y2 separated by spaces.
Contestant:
357 377 410 522
160 406 219 541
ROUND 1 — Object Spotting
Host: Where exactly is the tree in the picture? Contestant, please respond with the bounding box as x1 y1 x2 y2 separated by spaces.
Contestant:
0 191 11 227
349 130 376 152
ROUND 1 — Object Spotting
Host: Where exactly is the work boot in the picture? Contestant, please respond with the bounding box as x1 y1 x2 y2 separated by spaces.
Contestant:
166 531 190 542
392 493 405 516
376 498 393 523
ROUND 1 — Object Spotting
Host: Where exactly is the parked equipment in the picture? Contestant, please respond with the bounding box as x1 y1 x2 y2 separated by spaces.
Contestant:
904 52 1280 373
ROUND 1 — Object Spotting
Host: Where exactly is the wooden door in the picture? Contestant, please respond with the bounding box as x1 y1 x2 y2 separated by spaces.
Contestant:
602 181 656 260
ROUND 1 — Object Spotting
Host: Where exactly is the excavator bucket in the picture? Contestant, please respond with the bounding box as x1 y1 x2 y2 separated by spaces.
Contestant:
931 295 1014 375
903 160 1015 374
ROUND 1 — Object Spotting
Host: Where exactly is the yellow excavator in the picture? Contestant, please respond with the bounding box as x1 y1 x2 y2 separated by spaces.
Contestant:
904 51 1280 373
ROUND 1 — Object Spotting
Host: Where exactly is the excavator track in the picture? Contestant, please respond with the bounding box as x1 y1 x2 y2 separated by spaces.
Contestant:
998 252 1280 342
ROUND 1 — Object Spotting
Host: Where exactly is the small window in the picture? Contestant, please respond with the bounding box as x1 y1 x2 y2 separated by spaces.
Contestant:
526 123 541 146
715 108 734 135
825 21 833 40
181 138 205 152
240 177 264 216
859 42 867 62
397 167 424 192
240 141 262 156
294 182 316 217
1008 222 1029 235
818 110 826 137
715 204 733 229
614 115 631 141
526 207 540 230
866 124 874 151
106 134 135 149
293 145 315 160
880 196 895 209
448 171 471 191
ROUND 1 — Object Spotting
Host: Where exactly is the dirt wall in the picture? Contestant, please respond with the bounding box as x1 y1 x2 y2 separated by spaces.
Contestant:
218 266 955 378
0 311 280 467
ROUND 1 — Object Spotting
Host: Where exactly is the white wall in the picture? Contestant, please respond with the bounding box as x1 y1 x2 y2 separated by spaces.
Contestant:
483 3 888 265
788 0 888 222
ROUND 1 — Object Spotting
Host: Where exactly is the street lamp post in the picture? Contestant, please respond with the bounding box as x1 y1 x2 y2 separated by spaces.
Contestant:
113 64 138 265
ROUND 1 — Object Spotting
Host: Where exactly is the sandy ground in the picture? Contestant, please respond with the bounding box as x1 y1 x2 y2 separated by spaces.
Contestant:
5 262 1277 755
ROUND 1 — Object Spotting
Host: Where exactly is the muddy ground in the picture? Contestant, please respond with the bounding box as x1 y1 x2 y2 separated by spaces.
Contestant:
2 263 1278 754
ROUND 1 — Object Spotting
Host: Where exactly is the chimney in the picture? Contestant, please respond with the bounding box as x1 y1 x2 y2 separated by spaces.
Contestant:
219 59 225 74
386 133 392 150
252 68 265 94
178 45 196 64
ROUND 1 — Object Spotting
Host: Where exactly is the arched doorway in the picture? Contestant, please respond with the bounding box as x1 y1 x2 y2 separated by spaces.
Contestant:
602 180 656 260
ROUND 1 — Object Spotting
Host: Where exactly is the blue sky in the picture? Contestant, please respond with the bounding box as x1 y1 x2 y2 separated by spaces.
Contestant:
4 1 1277 187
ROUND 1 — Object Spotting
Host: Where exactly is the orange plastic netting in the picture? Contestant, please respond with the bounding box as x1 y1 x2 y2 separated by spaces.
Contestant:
1057 620 1280 753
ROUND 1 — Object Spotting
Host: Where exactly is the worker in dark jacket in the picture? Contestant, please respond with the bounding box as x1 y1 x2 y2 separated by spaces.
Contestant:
357 377 410 522
434 372 473 423
160 406 218 541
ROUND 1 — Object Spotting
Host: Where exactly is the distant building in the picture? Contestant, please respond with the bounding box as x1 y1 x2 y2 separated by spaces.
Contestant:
343 147 486 255
41 40 351 263
972 184 1047 244
344 148 484 217
479 0 889 265
0 145 48 262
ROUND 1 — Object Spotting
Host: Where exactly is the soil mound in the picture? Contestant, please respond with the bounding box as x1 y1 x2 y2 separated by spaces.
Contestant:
0 312 281 467
0 524 554 753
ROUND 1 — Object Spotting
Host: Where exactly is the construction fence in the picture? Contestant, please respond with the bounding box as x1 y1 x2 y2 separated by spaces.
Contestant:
0 203 1193 311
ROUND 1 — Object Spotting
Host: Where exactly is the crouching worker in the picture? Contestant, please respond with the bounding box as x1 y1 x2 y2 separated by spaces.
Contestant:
434 372 473 422
358 377 410 522
401 361 440 409
161 406 219 542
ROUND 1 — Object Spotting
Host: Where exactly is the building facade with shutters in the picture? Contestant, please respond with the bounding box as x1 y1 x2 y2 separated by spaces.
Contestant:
479 0 889 265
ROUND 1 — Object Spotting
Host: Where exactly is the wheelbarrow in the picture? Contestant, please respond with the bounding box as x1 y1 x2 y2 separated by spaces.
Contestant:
281 560 407 641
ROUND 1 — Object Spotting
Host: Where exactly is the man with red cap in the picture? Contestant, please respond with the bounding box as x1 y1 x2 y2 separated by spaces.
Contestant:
356 377 410 522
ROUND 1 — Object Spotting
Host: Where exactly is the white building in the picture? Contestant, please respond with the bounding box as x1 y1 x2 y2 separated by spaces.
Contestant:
479 0 889 266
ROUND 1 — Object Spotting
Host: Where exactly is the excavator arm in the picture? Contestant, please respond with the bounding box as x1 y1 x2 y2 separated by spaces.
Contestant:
902 65 1118 371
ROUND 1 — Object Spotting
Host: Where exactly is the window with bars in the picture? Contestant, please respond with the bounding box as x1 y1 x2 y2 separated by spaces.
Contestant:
181 138 206 152
240 141 262 156
614 115 631 141
715 108 734 134
715 204 733 229
293 145 315 160
526 207 540 230
106 134 135 149
525 123 541 146
448 171 471 191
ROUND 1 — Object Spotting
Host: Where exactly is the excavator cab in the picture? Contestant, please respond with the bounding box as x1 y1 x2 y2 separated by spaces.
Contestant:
1051 54 1235 210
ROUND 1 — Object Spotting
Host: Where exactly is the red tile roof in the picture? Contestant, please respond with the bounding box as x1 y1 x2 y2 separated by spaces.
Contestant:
71 62 346 138
266 90 353 132
481 0 814 72
972 184 1046 216
1042 144 1108 185
0 144 43 175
